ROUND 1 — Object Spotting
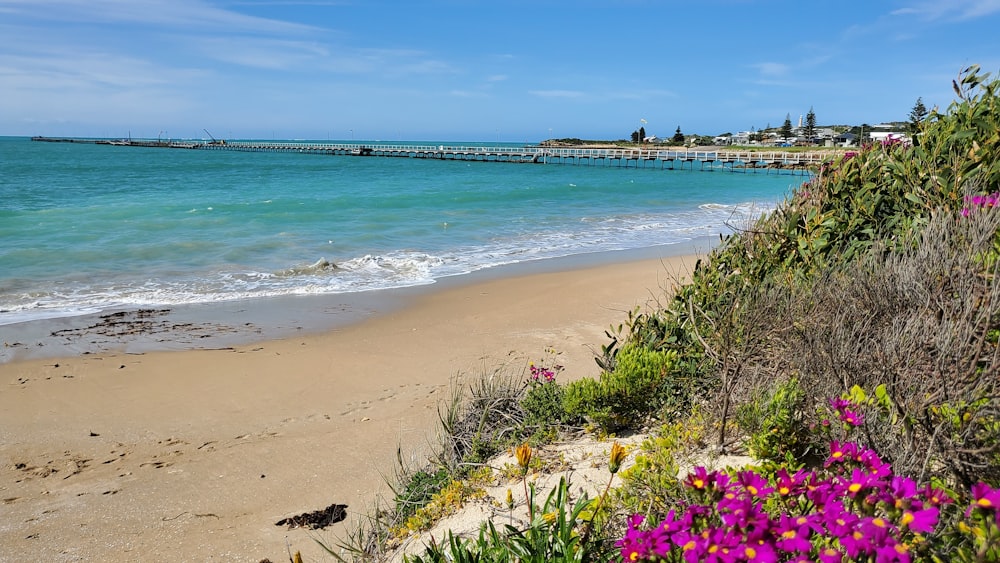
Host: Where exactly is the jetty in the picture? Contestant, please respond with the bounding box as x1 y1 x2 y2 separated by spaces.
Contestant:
31 136 834 174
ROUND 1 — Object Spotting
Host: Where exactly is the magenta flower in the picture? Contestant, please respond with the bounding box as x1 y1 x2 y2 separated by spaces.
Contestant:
883 475 918 509
858 448 891 478
967 482 1000 517
774 514 812 553
702 528 742 563
874 539 912 563
840 528 873 559
829 397 865 426
818 546 844 563
825 441 858 467
899 506 939 533
921 484 953 507
840 467 880 498
739 540 778 562
650 510 683 556
737 470 774 500
774 468 809 497
617 514 651 562
823 500 860 536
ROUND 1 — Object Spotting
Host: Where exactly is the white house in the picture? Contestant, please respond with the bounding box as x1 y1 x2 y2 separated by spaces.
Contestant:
868 131 910 144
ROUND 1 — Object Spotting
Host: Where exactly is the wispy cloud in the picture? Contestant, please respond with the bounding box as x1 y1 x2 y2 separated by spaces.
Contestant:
529 89 584 99
0 0 320 34
891 0 1000 21
751 62 790 77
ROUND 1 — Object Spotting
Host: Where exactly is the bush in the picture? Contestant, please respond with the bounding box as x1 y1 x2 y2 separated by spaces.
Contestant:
563 345 678 432
736 377 818 465
521 379 569 431
395 468 450 522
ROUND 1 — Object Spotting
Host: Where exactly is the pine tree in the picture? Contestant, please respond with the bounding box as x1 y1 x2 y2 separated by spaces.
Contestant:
805 107 817 141
631 130 639 143
672 126 685 143
780 114 793 141
909 97 928 136
639 126 646 142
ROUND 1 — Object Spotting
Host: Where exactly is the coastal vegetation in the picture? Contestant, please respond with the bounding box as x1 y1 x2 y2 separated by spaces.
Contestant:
324 65 1000 562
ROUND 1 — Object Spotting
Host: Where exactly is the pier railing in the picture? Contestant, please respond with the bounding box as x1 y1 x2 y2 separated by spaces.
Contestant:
31 137 836 174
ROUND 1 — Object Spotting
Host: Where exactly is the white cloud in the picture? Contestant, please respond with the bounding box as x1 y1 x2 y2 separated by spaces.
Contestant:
529 89 584 98
890 0 1000 21
751 62 790 77
0 0 320 34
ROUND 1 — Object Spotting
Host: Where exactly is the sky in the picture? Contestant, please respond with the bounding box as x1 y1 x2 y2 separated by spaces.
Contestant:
2 0 999 142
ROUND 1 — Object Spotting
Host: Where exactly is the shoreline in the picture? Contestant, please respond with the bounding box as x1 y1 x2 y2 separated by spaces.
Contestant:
0 249 701 562
0 239 717 365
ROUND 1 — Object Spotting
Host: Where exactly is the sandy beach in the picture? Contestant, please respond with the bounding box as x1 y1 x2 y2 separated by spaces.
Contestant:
0 253 696 562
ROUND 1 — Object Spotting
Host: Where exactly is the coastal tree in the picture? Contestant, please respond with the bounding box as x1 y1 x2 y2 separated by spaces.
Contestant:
639 126 646 143
804 106 817 142
909 96 928 141
672 126 685 143
631 130 640 143
780 114 793 141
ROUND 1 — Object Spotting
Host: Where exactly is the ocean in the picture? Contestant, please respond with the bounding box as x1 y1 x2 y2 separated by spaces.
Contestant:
0 136 796 341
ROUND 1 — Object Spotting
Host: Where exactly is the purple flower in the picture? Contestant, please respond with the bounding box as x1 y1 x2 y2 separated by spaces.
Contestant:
840 467 880 498
774 514 812 554
740 540 778 562
830 397 865 426
826 441 858 467
822 500 860 536
774 468 809 497
874 539 911 563
968 482 1000 516
840 528 873 559
899 506 939 534
617 514 651 562
737 470 774 500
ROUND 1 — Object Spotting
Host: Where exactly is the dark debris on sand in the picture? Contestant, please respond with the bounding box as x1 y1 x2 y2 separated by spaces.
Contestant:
275 503 348 530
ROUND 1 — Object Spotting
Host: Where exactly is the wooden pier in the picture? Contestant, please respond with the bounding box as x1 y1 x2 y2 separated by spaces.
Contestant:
31 137 833 174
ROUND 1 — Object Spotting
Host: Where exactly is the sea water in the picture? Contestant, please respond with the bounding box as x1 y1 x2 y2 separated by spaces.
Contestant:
0 137 797 327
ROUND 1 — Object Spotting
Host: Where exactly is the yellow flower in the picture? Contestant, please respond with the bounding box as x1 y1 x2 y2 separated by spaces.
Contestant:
514 443 532 474
506 488 514 510
609 441 628 474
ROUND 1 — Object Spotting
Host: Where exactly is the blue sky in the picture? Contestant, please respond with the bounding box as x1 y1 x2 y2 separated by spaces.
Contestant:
2 0 999 142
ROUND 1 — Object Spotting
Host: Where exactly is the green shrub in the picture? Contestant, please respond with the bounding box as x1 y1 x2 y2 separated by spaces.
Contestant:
395 468 450 522
521 380 569 430
736 377 818 465
564 345 678 433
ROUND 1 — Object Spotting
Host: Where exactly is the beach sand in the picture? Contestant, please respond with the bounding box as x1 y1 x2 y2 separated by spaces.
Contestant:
0 253 696 562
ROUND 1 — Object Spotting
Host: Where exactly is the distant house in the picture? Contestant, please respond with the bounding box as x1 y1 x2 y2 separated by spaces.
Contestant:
868 131 909 144
834 132 857 146
643 135 659 143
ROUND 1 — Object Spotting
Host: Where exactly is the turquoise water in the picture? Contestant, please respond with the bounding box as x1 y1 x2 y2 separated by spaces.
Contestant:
0 137 796 325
